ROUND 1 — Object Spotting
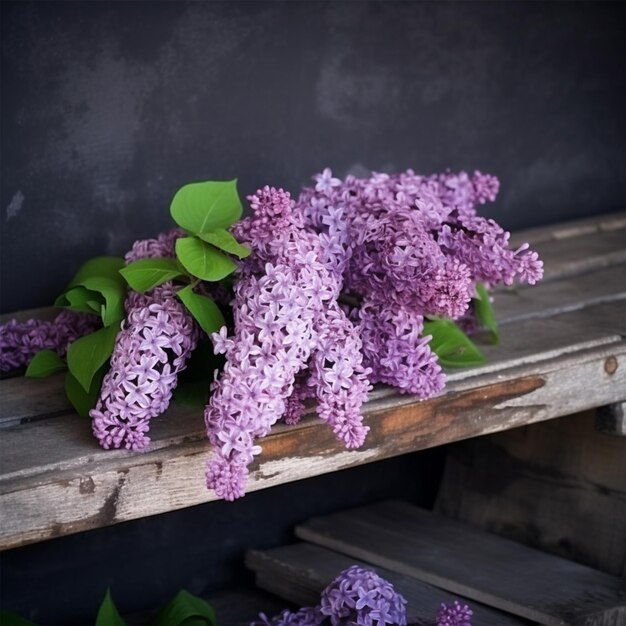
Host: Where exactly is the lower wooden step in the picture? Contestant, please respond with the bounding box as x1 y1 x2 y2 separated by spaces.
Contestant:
291 501 625 626
246 542 533 625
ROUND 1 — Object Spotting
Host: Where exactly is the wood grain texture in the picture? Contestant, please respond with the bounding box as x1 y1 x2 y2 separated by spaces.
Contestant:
1 335 625 551
295 501 626 626
246 543 533 625
435 412 626 578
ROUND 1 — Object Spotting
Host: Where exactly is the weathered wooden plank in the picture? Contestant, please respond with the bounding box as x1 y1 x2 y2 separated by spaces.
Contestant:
1 338 625 551
1 300 624 481
508 212 625 248
435 412 626 578
493 263 626 325
246 543 533 625
295 502 626 626
595 402 626 437
527 227 625 283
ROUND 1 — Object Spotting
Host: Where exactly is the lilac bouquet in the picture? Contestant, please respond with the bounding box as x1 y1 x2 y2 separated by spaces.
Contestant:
1 169 543 503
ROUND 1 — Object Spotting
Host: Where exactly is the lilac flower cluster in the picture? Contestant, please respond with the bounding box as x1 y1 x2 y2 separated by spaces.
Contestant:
436 601 473 626
0 310 99 372
251 565 407 626
204 186 371 500
296 168 543 395
90 230 199 450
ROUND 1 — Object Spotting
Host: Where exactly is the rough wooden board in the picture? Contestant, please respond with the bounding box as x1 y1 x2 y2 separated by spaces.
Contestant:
493 263 626 325
1 301 624 480
508 212 625 248
435 412 626 578
295 502 626 626
1 339 625 551
246 543 533 625
527 227 625 283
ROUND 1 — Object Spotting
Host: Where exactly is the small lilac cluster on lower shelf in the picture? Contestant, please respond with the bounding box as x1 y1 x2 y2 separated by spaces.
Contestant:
252 565 407 626
90 229 199 450
0 310 99 372
251 565 473 626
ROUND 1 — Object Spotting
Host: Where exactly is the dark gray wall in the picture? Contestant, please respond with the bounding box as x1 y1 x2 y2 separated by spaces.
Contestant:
1 0 624 314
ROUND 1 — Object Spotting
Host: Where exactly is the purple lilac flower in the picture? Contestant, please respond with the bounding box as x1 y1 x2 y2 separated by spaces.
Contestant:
296 168 543 396
0 310 99 372
319 565 407 626
204 187 371 500
436 601 473 626
90 229 199 450
251 607 326 626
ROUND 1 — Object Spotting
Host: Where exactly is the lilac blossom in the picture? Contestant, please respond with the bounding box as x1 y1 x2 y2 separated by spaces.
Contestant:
436 601 473 626
90 229 199 450
0 310 99 372
253 566 407 626
204 187 371 500
296 168 543 396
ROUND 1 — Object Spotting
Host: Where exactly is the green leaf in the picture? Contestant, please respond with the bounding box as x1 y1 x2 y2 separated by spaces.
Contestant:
79 277 126 326
64 367 105 418
57 286 104 315
68 257 126 289
170 180 242 234
474 282 499 345
197 228 251 259
25 350 67 378
151 590 216 626
66 323 120 392
95 589 127 626
176 237 237 282
120 258 185 294
176 285 225 336
0 609 37 626
423 319 486 368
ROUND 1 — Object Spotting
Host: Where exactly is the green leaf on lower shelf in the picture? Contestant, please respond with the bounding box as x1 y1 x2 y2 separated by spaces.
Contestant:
176 237 237 282
423 319 486 368
151 590 216 626
95 589 126 626
474 282 499 345
64 366 106 418
0 609 37 626
177 285 225 336
25 350 67 378
66 323 120 392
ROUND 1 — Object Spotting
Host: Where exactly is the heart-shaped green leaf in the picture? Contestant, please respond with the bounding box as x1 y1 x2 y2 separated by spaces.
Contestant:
170 180 242 234
151 590 216 626
197 228 251 259
56 286 104 315
120 258 185 294
177 285 225 337
68 257 126 289
423 319 486 368
25 350 67 378
79 277 126 326
474 282 499 345
176 237 237 282
95 589 126 626
66 323 120 392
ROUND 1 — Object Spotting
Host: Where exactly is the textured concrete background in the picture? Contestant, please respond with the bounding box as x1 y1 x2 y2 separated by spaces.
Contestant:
1 1 624 313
